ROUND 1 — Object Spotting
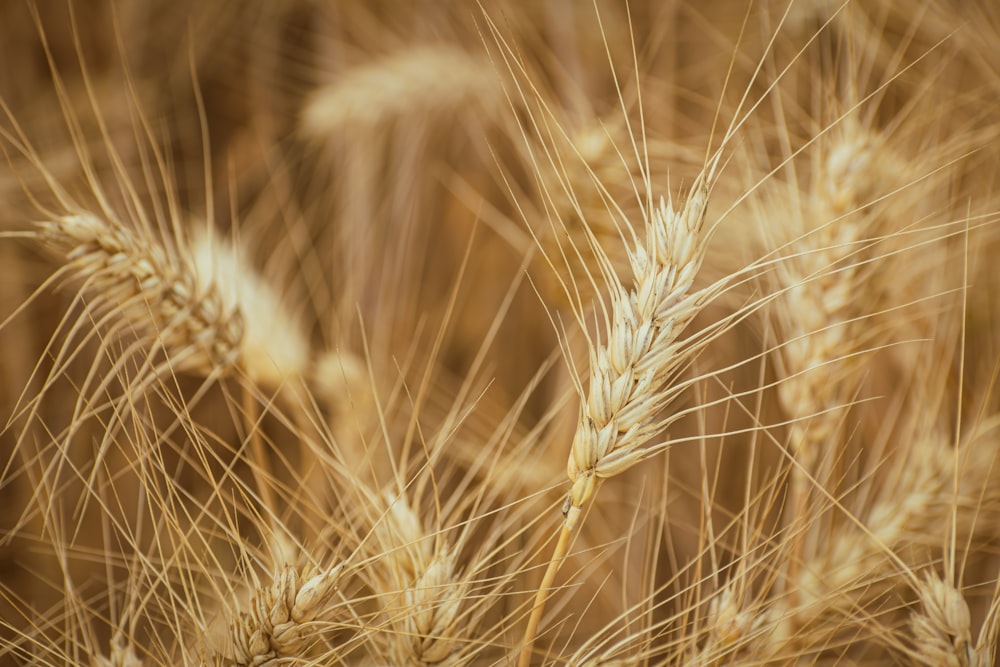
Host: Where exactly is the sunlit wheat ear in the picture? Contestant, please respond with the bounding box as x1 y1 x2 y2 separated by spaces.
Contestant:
772 120 897 479
38 212 244 377
910 572 978 667
37 212 313 389
369 492 469 666
300 46 503 138
214 562 347 667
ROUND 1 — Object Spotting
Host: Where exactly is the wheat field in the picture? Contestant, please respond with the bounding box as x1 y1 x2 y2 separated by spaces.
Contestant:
2 1 1000 665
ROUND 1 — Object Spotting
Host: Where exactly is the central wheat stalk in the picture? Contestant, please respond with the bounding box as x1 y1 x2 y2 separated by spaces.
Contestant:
518 167 717 666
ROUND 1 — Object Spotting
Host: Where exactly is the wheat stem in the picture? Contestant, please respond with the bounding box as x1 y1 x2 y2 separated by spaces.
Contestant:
517 518 575 667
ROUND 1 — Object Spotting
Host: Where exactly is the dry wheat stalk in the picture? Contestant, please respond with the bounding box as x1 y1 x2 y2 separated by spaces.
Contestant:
214 562 346 667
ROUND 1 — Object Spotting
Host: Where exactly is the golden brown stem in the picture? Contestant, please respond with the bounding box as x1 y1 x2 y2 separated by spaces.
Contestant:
517 506 579 667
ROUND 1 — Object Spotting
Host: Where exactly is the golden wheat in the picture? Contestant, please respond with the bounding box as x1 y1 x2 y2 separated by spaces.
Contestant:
3 2 1000 667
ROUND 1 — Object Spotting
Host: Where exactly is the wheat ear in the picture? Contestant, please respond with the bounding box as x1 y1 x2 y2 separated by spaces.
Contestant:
910 571 978 667
215 562 345 667
300 46 502 138
519 166 717 667
370 492 469 666
38 213 244 377
38 214 318 530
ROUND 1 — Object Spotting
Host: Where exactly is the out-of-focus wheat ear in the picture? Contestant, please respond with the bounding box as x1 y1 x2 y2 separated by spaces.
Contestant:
683 583 770 666
909 572 979 667
300 46 504 140
764 118 911 610
190 229 310 391
773 121 886 496
213 562 346 667
773 406 1000 652
310 348 373 468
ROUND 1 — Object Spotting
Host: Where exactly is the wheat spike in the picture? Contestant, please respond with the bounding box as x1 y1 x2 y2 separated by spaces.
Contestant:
216 562 345 667
38 212 244 376
564 172 714 523
370 492 469 666
910 572 978 667
300 46 502 137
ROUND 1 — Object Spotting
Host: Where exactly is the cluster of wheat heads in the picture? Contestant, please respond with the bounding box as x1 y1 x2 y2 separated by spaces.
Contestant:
2 0 1000 665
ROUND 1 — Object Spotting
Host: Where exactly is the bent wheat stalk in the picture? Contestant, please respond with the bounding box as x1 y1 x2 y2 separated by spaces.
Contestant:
518 162 721 666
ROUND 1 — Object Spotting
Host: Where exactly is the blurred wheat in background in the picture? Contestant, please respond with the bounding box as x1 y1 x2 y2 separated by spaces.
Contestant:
2 1 1000 665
